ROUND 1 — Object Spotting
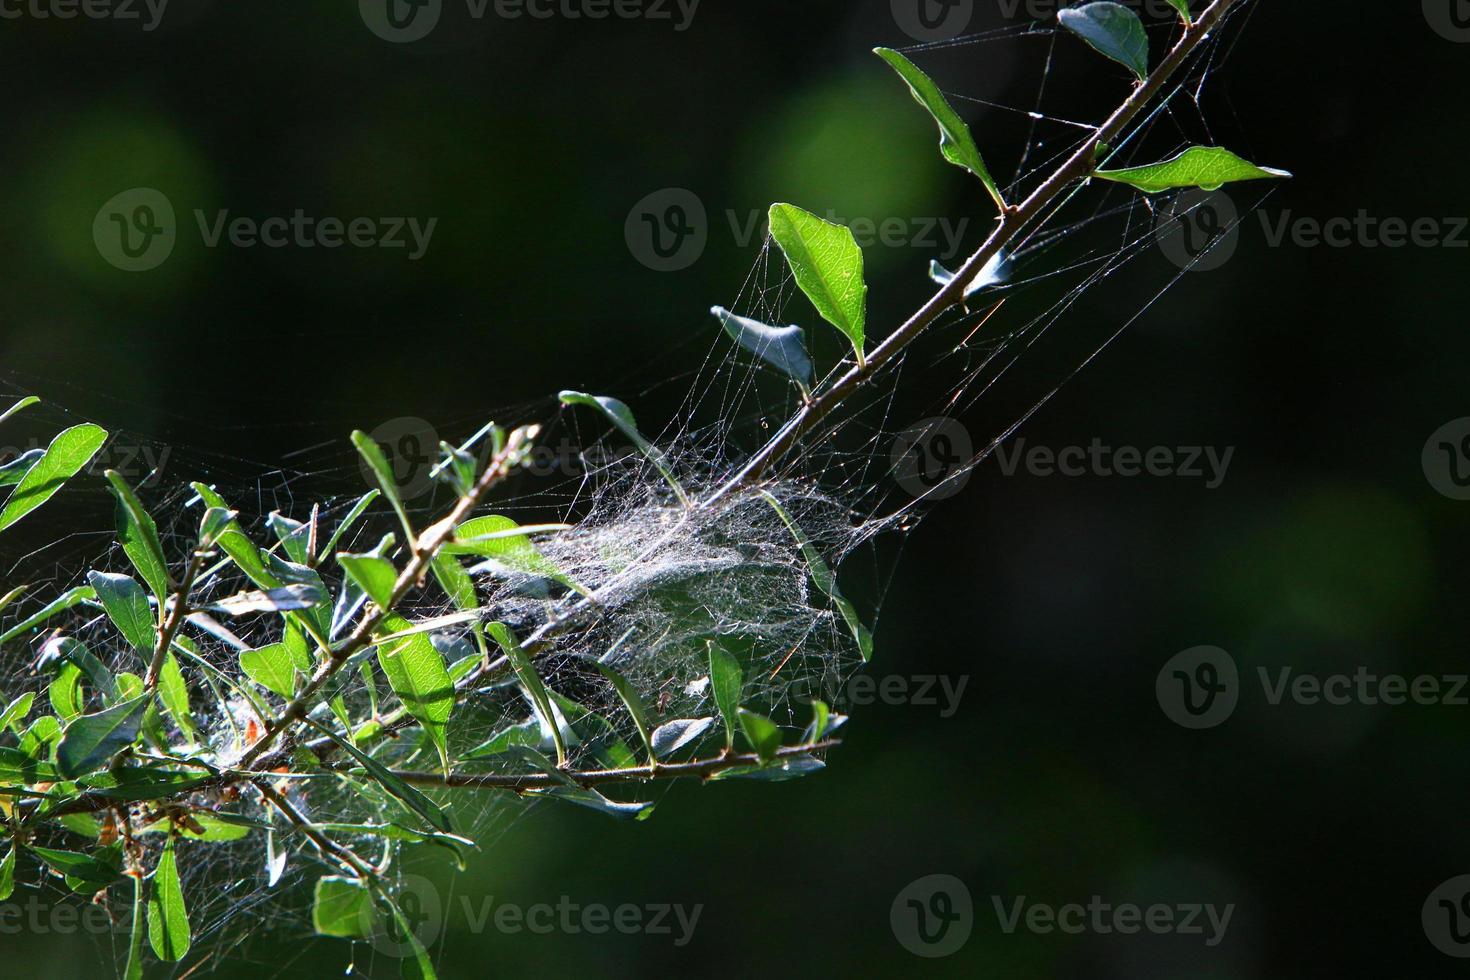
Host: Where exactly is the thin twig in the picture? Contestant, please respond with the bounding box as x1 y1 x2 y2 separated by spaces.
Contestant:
144 548 208 692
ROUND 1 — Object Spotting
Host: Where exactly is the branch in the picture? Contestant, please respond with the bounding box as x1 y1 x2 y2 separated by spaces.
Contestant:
143 548 207 692
706 0 1244 503
348 740 841 791
237 425 538 769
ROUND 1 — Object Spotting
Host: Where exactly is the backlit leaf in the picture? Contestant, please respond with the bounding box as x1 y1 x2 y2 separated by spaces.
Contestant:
1058 2 1150 80
767 203 868 366
1093 144 1292 193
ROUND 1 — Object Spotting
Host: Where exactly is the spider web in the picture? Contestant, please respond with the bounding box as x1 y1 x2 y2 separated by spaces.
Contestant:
0 6 1279 976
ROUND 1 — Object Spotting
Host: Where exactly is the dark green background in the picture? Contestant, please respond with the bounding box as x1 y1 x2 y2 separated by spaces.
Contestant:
1 1 1467 976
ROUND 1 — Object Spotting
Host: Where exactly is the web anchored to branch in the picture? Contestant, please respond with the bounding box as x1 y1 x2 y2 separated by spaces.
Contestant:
0 2 1287 975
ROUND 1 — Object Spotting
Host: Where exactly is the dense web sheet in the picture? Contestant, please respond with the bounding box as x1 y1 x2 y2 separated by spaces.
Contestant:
0 8 1273 975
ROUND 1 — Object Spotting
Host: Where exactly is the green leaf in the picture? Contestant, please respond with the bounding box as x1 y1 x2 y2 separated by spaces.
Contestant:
0 584 26 616
558 391 689 506
147 836 191 961
0 746 59 785
17 717 61 760
760 491 874 661
49 662 85 721
0 846 14 902
88 571 155 655
1093 144 1293 193
486 621 566 767
707 642 742 752
338 553 398 610
82 768 214 801
307 720 456 834
156 652 196 743
56 696 148 778
1166 0 1191 22
596 663 654 763
376 614 455 771
313 876 374 938
0 449 43 488
873 47 1004 210
383 890 439 980
0 692 35 733
0 395 40 427
320 489 381 560
0 585 95 644
463 718 542 760
239 643 297 698
32 845 124 894
124 872 146 980
767 203 868 366
737 707 782 762
105 471 170 607
445 516 584 595
1058 2 1150 80
267 511 312 564
0 423 107 532
350 430 414 539
139 814 250 842
430 551 477 612
710 306 813 390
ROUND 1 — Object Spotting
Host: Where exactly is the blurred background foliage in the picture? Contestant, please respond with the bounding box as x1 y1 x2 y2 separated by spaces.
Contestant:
0 1 1467 976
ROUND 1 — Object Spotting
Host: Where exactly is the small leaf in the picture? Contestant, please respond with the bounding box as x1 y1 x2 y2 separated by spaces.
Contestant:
1166 0 1191 22
737 707 782 762
651 717 715 759
240 644 297 698
338 553 398 610
267 511 312 565
32 845 124 894
1058 2 1150 80
156 652 196 743
0 692 35 733
596 663 654 762
873 47 1004 210
124 872 146 980
707 642 742 752
319 489 381 560
376 614 455 771
760 491 874 661
350 430 414 538
307 721 456 834
1093 144 1293 193
929 250 1010 304
0 423 107 532
211 583 327 616
147 836 191 961
56 695 148 778
0 449 43 488
0 746 59 785
463 718 542 760
0 846 14 902
0 585 95 643
767 204 868 366
710 307 813 389
558 391 688 506
383 891 439 980
88 571 155 655
313 876 373 939
487 621 566 767
0 395 40 427
105 471 170 607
